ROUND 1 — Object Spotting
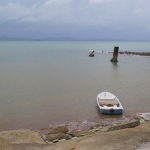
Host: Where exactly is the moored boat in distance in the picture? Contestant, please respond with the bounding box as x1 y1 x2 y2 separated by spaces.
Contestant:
97 92 123 114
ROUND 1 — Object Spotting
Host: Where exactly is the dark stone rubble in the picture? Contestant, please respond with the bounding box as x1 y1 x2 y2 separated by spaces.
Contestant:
41 116 150 143
119 51 150 56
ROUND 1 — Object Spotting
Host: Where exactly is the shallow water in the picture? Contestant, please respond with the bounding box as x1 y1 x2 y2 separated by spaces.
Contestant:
0 41 150 131
137 142 150 150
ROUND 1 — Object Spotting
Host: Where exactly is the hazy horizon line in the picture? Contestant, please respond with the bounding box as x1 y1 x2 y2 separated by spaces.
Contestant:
0 36 150 42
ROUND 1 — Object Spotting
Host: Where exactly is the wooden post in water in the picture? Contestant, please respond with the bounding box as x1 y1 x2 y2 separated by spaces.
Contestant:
110 47 119 62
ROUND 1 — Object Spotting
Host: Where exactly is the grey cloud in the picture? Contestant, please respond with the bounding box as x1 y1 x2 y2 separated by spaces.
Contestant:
0 0 73 24
0 0 150 40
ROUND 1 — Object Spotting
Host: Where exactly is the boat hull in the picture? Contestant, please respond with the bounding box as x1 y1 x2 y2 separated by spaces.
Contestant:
99 108 123 114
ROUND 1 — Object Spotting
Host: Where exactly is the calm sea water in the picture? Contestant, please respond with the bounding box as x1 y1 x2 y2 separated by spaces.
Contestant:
0 41 150 131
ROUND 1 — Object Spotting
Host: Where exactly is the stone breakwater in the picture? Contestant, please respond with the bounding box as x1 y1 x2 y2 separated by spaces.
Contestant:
119 51 150 56
41 116 150 144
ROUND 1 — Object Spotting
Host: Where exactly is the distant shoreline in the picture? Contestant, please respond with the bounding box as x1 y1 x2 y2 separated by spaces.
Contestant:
0 37 150 42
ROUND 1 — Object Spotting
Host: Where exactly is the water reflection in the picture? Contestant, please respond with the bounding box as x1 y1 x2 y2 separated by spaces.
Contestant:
110 62 119 79
111 62 118 70
95 106 126 126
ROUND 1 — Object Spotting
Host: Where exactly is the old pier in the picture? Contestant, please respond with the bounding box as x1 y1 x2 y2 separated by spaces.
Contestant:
110 46 119 62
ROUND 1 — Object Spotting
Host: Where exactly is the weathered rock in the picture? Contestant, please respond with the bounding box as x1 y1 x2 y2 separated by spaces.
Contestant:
40 134 47 141
135 116 144 120
88 130 94 133
46 134 59 141
46 133 72 142
71 137 77 140
52 139 59 143
48 126 68 134
140 119 145 124
144 118 150 122
107 119 140 132
0 129 46 149
56 133 72 140
89 126 109 133
93 128 100 132
59 139 66 142
0 129 45 145
90 124 100 129
89 128 99 133
46 141 53 144
100 128 108 132
69 130 88 137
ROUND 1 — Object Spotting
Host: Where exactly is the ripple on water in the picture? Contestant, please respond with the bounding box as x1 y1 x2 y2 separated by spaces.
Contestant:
137 113 150 118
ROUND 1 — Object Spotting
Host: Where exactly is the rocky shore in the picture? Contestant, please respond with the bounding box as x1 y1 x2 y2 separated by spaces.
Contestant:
0 116 150 150
41 116 148 144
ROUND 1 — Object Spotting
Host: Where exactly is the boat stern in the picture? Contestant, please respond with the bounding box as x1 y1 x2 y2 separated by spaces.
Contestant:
100 108 123 114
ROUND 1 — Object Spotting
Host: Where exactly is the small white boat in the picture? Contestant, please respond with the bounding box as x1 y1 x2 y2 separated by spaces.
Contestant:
97 92 123 114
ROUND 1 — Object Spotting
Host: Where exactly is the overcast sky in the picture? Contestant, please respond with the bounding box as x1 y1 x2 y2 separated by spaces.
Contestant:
0 0 150 40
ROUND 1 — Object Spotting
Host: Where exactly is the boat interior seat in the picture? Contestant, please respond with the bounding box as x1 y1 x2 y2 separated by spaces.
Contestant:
99 100 120 107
